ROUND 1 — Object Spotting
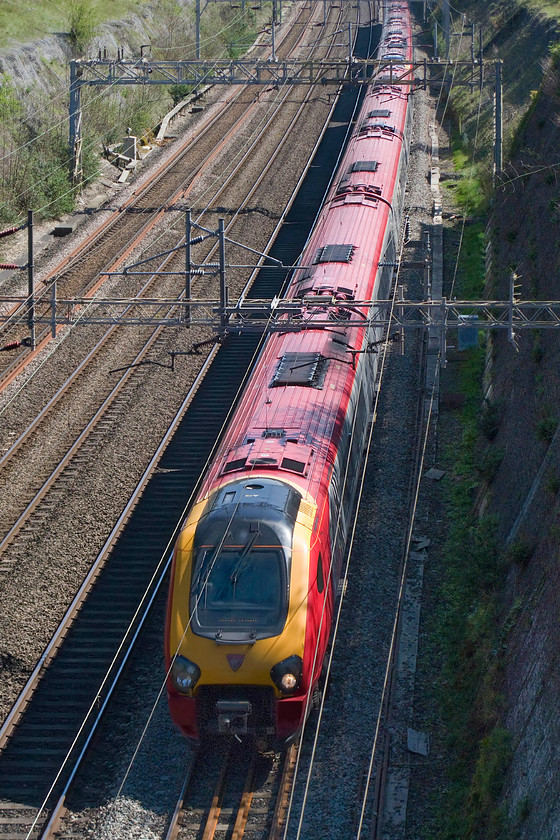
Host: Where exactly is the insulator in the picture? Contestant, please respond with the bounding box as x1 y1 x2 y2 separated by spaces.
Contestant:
0 340 22 352
0 226 21 239
189 236 205 244
0 263 21 270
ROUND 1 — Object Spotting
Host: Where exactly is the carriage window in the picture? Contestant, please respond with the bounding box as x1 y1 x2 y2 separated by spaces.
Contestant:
317 552 325 593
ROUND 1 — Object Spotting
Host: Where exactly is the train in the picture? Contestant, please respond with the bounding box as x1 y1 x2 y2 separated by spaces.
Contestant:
165 0 413 748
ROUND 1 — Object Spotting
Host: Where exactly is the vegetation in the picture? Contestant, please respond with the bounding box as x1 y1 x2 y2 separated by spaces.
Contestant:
67 0 99 55
431 377 512 837
0 0 147 50
425 118 515 837
0 1 269 224
536 414 558 443
168 84 193 106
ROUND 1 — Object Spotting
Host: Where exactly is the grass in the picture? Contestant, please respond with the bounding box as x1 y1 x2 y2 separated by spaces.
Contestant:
429 349 513 838
0 0 149 50
523 0 560 21
425 120 515 837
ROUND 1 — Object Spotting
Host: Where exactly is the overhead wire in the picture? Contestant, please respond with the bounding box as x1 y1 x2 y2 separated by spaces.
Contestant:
107 0 363 801
351 9 487 834
284 225 408 840
354 352 441 840
0 43 238 229
0 7 297 392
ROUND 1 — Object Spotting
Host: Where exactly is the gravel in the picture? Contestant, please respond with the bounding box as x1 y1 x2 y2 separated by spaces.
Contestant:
2 9 445 840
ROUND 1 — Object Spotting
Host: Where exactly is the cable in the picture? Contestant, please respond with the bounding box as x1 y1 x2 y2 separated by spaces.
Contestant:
0 46 237 227
285 223 409 840
107 0 357 798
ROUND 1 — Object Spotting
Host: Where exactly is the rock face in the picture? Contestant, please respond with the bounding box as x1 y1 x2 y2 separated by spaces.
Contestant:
487 43 560 840
0 3 182 96
0 36 70 93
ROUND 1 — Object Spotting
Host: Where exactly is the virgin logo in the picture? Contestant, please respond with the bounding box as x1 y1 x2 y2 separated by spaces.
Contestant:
227 654 245 672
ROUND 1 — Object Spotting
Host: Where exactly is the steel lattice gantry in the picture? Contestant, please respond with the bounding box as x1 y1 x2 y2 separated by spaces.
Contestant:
69 56 482 181
14 294 560 335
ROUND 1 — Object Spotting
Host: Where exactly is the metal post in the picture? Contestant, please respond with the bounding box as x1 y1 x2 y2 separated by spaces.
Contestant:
219 219 228 330
440 295 447 367
196 0 201 60
323 0 327 27
348 23 352 64
442 0 450 59
508 272 519 347
398 285 405 356
272 0 277 62
494 60 503 183
51 279 57 339
424 230 432 301
69 61 83 183
434 21 438 61
479 27 483 92
185 210 192 326
27 210 35 350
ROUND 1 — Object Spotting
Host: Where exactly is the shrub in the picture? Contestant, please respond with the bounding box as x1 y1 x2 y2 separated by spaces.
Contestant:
479 399 503 441
67 0 98 55
531 334 544 364
467 727 512 836
169 84 192 106
536 415 558 443
476 447 504 483
506 539 533 568
544 471 560 495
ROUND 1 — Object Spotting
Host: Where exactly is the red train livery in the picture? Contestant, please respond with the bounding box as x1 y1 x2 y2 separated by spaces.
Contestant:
165 0 413 747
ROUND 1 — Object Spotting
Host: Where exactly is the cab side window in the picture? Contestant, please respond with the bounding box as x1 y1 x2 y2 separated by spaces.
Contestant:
317 552 325 593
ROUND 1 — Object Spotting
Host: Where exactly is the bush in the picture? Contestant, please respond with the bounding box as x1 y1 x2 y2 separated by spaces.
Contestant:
67 0 98 55
506 539 533 568
169 84 192 106
476 447 504 483
479 399 503 441
544 471 560 495
467 727 512 837
536 415 558 443
531 334 544 363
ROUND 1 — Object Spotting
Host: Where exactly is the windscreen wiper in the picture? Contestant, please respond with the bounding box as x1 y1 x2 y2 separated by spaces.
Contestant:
230 525 260 584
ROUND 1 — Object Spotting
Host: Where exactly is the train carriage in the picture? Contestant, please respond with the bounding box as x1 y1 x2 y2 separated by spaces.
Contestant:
165 0 413 746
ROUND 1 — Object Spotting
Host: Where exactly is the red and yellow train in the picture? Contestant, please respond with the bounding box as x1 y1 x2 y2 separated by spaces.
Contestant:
165 0 413 747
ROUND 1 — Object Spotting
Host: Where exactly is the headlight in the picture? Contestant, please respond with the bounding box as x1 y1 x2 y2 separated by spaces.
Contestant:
171 655 201 695
270 655 303 695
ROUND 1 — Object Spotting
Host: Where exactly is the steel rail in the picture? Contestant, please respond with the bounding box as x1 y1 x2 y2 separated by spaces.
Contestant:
163 745 295 840
0 45 334 557
0 10 354 837
0 344 219 752
0 2 346 560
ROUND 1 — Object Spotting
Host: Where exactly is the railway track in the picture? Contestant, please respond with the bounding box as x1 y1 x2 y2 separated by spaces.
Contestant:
0 4 368 837
0 2 346 565
164 743 297 840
